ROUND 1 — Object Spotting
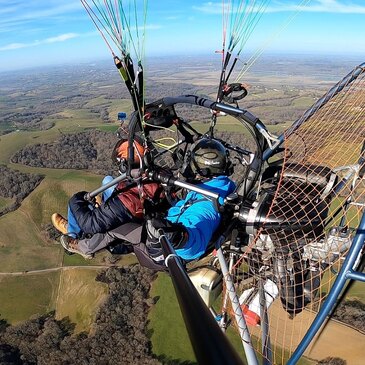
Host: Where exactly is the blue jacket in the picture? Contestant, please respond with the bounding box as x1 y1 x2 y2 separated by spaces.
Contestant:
166 175 236 260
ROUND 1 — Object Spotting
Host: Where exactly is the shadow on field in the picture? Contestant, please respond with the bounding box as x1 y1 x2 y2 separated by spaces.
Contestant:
157 354 197 365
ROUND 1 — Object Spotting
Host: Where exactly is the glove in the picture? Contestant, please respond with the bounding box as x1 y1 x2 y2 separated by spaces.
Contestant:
146 218 188 250
146 219 161 248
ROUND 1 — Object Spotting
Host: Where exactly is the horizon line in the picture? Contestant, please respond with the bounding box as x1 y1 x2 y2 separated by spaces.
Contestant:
1 51 365 74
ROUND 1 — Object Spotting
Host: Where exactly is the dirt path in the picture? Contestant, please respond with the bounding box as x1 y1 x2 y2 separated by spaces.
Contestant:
306 316 365 364
0 265 111 276
250 301 365 364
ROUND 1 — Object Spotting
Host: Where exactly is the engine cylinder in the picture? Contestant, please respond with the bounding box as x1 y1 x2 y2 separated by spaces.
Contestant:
239 190 328 245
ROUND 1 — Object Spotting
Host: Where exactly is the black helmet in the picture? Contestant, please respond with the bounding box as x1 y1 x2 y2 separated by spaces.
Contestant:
189 138 229 177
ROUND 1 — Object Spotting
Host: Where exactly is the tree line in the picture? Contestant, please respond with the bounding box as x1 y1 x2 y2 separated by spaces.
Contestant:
0 166 43 218
10 126 256 182
332 299 365 332
0 266 194 365
11 130 120 176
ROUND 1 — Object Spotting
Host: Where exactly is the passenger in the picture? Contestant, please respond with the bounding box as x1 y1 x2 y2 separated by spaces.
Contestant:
51 137 165 259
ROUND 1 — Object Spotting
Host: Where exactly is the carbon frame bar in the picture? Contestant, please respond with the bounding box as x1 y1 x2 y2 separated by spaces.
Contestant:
158 231 245 365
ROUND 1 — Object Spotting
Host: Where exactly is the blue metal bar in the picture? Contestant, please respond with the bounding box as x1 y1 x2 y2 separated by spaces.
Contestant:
288 212 365 365
346 270 365 282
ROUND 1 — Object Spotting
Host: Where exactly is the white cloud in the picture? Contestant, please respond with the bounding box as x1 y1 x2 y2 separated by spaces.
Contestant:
0 32 78 51
192 2 221 14
1 2 83 22
0 2 84 33
193 0 365 15
267 0 365 14
165 16 180 21
144 24 162 30
44 33 78 43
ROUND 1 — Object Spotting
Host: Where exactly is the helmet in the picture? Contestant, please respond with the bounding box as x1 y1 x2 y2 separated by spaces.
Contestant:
111 136 145 167
189 138 229 177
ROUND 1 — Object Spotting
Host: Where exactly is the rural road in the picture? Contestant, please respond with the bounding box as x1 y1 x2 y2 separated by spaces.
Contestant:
0 265 111 276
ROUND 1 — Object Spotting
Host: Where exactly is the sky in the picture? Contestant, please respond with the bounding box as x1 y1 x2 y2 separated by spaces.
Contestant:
0 0 365 72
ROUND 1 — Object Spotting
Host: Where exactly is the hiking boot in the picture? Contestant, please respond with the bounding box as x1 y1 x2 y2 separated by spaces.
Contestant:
95 195 102 206
147 246 164 263
60 235 93 260
51 213 68 235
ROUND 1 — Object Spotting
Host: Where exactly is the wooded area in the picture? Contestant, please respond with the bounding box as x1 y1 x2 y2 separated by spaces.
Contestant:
0 166 43 217
11 130 120 176
0 266 168 365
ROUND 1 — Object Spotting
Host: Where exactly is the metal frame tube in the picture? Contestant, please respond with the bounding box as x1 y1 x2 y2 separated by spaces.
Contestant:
216 247 259 365
219 252 236 330
346 270 365 282
259 281 272 365
173 180 220 201
148 171 220 206
85 169 142 200
86 173 127 200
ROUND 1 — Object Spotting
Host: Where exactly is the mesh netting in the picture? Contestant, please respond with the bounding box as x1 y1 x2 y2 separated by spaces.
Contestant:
226 64 365 363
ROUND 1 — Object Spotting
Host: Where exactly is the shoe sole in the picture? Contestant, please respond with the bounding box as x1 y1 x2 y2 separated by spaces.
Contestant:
60 236 93 260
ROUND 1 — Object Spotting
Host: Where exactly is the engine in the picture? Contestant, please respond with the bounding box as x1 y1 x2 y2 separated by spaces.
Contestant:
235 163 352 315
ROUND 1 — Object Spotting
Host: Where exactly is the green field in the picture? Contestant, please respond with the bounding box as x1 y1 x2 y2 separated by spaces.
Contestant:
0 106 117 328
190 115 290 138
55 268 108 333
0 157 139 326
0 196 13 210
0 151 139 330
0 271 59 323
0 170 106 273
148 273 315 365
149 273 197 363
